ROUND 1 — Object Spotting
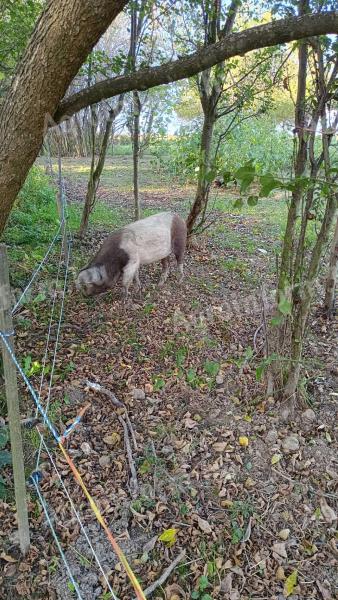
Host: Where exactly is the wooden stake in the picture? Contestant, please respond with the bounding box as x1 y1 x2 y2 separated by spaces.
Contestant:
0 244 30 555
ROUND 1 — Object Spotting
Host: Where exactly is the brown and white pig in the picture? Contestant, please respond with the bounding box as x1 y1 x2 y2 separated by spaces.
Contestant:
76 212 187 297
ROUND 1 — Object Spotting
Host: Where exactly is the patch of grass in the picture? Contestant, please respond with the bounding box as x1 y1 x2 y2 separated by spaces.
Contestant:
220 257 249 277
3 167 60 286
67 202 126 232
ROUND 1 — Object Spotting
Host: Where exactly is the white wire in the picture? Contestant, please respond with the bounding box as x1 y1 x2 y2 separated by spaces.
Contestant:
35 240 71 469
12 223 63 314
36 431 118 600
35 241 64 419
31 476 84 600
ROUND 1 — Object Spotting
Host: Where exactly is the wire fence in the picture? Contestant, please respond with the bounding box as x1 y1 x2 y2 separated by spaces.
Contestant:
1 158 147 600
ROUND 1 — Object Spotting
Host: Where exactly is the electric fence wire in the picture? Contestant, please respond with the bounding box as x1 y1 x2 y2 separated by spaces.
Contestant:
31 475 84 600
35 237 71 469
12 223 63 315
37 430 119 600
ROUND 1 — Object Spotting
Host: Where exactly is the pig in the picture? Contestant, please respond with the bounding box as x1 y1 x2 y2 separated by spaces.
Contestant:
76 212 187 297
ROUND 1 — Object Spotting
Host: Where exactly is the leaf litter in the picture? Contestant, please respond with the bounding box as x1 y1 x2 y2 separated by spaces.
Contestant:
1 184 337 600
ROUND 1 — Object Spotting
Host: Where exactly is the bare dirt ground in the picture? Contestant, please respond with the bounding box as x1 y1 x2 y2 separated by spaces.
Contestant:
1 157 337 600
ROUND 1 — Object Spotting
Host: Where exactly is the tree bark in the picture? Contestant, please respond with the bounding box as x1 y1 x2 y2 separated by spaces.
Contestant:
133 91 141 220
186 110 215 235
0 0 127 234
79 95 124 236
324 216 338 316
56 12 338 122
186 0 239 236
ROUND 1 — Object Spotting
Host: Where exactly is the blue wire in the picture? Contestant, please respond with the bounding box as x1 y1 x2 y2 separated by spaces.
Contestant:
0 331 60 442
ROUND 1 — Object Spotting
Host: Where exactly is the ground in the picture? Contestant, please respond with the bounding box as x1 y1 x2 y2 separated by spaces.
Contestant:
0 156 337 600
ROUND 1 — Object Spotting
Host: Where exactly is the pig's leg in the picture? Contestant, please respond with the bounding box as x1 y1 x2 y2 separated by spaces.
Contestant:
171 220 186 283
159 257 170 286
133 269 141 291
122 260 139 300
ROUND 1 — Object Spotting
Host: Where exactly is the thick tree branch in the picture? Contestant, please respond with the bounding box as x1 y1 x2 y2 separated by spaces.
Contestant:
56 12 338 121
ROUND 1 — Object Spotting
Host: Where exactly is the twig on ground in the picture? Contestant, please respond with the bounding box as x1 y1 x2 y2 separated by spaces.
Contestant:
253 322 264 354
85 380 124 407
118 414 139 499
133 550 186 599
125 411 138 451
0 416 40 429
84 379 139 497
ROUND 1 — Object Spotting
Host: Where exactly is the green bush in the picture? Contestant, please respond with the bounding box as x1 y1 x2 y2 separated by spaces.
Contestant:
150 116 293 182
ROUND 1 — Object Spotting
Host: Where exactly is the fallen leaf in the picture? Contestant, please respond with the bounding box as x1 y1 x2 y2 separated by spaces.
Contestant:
319 497 337 523
242 517 252 542
158 528 178 546
197 516 213 534
220 572 232 593
103 432 121 446
283 569 297 597
278 528 290 540
239 436 249 447
143 535 158 554
272 542 287 559
184 417 197 429
80 442 91 455
213 442 227 452
0 553 17 563
276 566 285 581
271 453 282 465
316 579 332 600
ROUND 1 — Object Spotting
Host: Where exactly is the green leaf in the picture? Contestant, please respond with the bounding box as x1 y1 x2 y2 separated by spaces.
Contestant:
271 314 284 327
235 160 256 193
205 168 217 183
259 173 282 197
271 453 282 465
0 476 7 500
284 569 298 597
203 360 220 378
0 450 12 466
158 528 177 546
222 171 232 184
198 575 209 591
278 293 292 316
0 428 8 450
255 364 265 382
233 198 244 209
247 195 258 206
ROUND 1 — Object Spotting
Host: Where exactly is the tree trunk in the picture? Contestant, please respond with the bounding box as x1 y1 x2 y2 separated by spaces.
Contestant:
79 96 124 236
324 216 338 316
284 192 338 398
186 110 215 235
0 0 127 234
133 91 141 221
278 38 308 299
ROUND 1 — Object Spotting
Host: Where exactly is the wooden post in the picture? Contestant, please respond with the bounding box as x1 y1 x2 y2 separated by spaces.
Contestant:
0 244 30 555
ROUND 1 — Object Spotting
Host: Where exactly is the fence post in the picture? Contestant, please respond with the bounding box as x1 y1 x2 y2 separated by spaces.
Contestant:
0 244 30 555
